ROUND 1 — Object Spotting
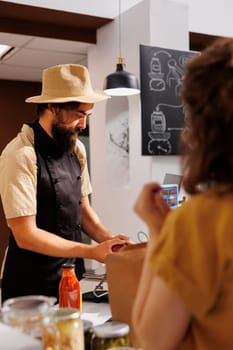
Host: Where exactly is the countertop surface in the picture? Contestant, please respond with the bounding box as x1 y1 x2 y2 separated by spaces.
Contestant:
0 277 111 349
0 323 42 350
80 277 112 326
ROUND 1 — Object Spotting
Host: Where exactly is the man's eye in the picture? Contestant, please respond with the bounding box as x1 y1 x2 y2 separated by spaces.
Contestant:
72 112 82 118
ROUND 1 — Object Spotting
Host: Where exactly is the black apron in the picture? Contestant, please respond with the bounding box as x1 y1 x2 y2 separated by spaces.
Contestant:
2 121 85 302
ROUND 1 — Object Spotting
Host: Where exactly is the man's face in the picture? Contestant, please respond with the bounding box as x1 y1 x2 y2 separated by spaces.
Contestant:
51 102 93 152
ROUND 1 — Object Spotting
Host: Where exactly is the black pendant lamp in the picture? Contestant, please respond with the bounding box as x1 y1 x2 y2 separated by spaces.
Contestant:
103 0 140 97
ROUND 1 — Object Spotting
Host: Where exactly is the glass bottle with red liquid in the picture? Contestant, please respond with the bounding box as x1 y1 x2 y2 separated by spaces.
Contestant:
59 263 82 311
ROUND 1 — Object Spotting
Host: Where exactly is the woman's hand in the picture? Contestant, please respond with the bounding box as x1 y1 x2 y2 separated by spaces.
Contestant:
134 183 170 235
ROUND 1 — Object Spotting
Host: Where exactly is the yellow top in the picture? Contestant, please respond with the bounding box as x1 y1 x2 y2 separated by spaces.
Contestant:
151 186 233 350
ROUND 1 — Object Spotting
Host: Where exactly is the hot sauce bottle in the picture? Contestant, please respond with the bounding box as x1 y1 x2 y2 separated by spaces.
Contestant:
59 263 82 311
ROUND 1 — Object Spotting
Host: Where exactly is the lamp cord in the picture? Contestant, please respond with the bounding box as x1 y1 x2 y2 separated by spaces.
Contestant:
118 0 122 60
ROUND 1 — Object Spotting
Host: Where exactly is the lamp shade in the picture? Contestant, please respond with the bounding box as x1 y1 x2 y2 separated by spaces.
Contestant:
104 60 140 96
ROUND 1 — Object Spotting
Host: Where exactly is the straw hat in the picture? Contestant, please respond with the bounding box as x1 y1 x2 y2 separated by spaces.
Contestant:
25 64 110 104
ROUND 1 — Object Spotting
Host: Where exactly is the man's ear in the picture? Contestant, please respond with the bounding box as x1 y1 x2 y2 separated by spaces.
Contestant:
48 103 57 114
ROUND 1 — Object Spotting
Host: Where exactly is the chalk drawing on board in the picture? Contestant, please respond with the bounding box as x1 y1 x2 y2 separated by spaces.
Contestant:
140 45 197 155
147 103 183 155
106 97 130 188
148 50 171 92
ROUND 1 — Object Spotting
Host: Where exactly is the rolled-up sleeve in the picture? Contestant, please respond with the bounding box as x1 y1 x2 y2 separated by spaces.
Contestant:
0 138 37 219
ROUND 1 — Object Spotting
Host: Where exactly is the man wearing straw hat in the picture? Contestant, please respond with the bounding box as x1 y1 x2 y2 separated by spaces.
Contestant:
0 64 129 302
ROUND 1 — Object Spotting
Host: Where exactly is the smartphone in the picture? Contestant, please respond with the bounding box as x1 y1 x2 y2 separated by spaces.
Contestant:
161 184 178 208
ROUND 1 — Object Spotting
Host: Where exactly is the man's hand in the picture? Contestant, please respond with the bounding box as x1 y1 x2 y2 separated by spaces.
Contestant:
90 237 130 262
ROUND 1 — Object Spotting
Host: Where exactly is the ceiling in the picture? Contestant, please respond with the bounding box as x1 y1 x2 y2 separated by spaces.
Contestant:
0 1 221 83
0 1 113 82
0 33 94 82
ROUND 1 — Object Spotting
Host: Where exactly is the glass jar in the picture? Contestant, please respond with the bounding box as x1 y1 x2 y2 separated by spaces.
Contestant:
42 307 84 350
91 321 130 350
59 263 82 311
2 295 56 338
83 319 94 350
107 348 142 350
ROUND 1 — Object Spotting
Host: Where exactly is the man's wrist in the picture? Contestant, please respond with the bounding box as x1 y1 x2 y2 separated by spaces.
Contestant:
74 241 95 259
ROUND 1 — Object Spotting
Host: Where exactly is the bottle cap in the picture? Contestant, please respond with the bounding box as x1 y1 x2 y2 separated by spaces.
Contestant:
62 263 75 268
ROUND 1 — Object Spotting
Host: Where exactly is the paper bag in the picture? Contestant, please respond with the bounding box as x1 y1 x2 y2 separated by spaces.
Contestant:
106 242 147 346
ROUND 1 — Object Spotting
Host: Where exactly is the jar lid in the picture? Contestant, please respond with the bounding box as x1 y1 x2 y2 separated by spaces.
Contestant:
92 321 129 338
83 319 93 332
2 295 56 321
53 307 80 322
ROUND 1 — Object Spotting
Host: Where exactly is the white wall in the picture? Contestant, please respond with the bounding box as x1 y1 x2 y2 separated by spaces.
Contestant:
169 0 233 37
88 0 189 245
1 0 142 18
3 0 233 37
188 0 233 37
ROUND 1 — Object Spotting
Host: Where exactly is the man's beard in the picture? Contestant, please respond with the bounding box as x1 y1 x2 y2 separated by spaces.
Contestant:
51 117 79 153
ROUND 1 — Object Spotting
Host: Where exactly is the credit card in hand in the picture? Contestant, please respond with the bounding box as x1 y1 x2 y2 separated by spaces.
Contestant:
161 184 178 208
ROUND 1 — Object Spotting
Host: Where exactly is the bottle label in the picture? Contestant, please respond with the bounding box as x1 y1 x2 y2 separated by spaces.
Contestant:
60 290 80 309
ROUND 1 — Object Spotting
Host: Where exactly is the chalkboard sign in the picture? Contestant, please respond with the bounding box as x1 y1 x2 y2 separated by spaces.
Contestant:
140 44 196 155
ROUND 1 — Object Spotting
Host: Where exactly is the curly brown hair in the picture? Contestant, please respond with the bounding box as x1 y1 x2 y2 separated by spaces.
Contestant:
181 38 233 194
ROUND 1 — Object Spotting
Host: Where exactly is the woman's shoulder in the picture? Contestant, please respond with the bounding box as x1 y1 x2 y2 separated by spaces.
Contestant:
167 188 233 244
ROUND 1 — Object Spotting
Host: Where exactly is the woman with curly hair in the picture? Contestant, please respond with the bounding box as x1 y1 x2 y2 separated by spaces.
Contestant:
132 38 233 350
